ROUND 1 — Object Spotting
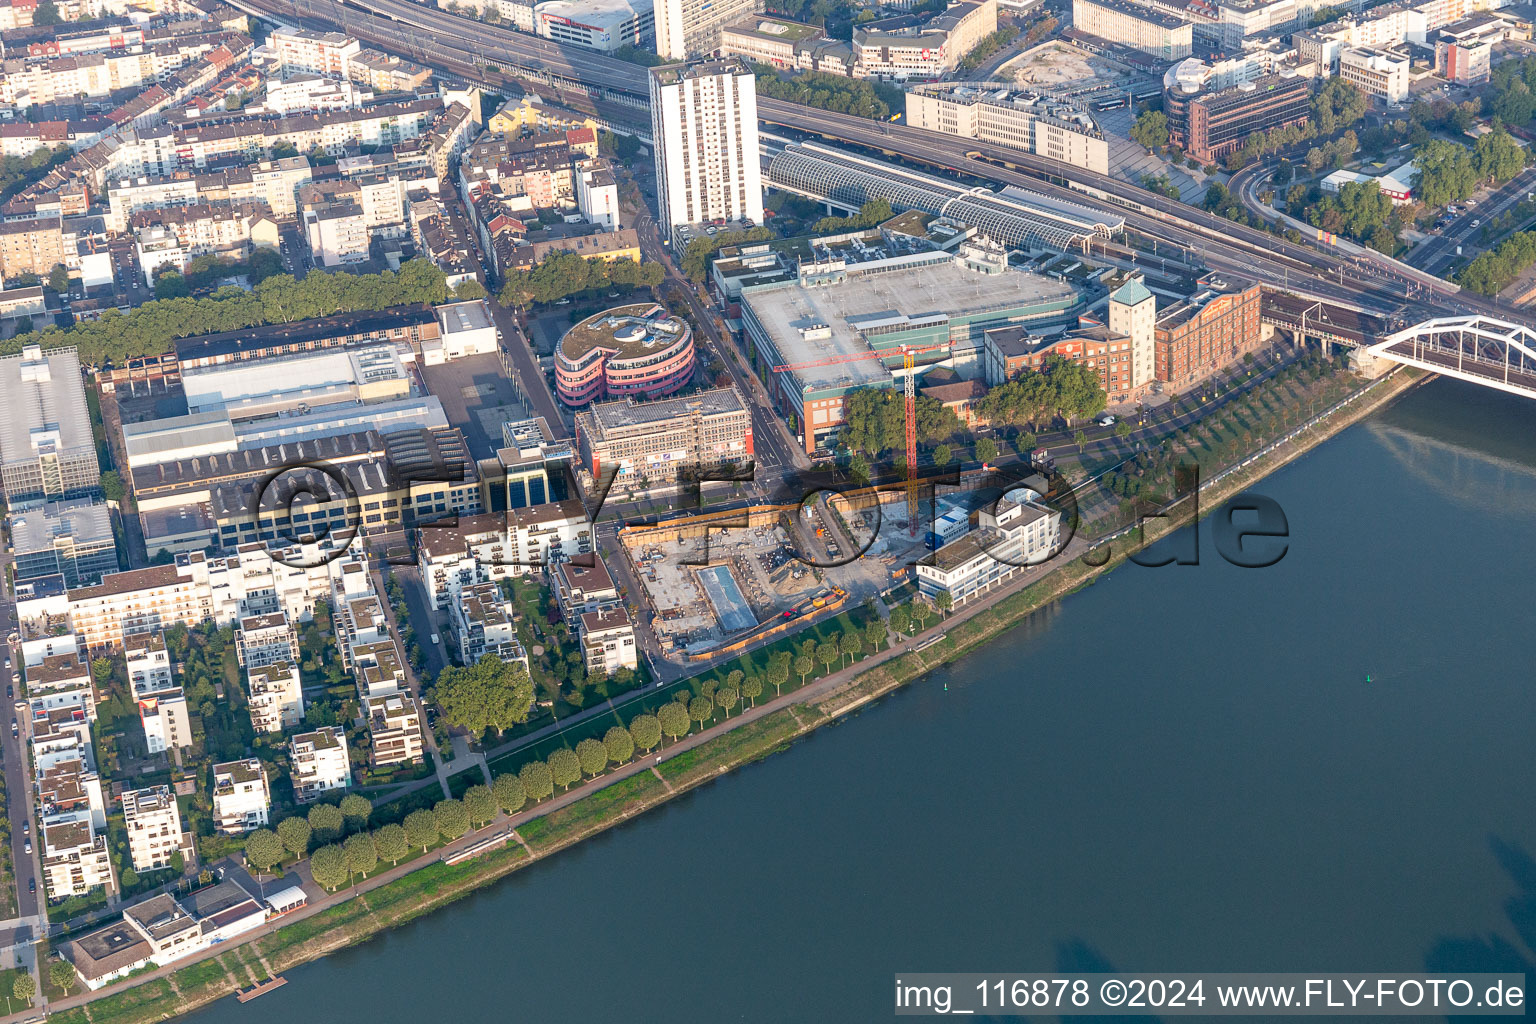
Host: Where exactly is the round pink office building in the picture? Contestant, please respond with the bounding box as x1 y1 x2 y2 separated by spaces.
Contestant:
555 303 695 407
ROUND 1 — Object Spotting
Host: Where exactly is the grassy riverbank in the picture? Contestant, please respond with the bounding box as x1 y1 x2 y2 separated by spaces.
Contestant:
41 369 1425 1024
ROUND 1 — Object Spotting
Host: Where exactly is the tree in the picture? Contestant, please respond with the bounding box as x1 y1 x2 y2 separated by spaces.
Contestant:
1473 127 1526 185
519 760 555 802
1074 428 1088 452
99 470 124 502
343 833 378 879
741 675 763 708
492 772 526 814
889 605 911 637
339 793 372 835
629 713 662 753
404 808 438 851
840 631 863 666
816 641 839 676
1413 139 1476 208
715 684 739 719
793 654 814 684
310 844 349 891
464 784 498 826
121 867 139 890
768 655 791 695
277 816 312 858
433 798 471 841
244 829 284 875
430 655 535 736
1313 77 1366 135
374 823 409 865
548 748 582 790
50 958 75 994
936 592 953 617
1115 419 1133 439
932 444 952 467
604 725 635 765
308 802 343 845
91 657 113 686
32 0 61 23
657 702 690 744
866 618 886 652
688 695 714 731
1130 109 1169 151
976 437 998 463
12 973 34 1005
576 737 608 778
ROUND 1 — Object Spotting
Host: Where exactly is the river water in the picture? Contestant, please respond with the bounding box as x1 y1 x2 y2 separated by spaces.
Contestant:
186 378 1536 1022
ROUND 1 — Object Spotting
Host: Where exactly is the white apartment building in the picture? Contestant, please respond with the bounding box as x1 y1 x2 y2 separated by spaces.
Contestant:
138 689 192 754
353 638 408 699
905 85 1109 174
1108 277 1156 392
67 542 362 653
304 202 371 266
212 759 271 834
246 661 304 734
365 692 425 767
451 581 530 668
235 612 299 668
269 27 362 78
121 786 187 873
653 0 760 58
577 159 621 231
917 491 1061 609
124 631 173 695
42 820 114 899
580 606 638 675
649 59 764 246
1072 0 1193 59
1339 45 1411 101
25 651 98 722
290 727 351 802
259 74 372 115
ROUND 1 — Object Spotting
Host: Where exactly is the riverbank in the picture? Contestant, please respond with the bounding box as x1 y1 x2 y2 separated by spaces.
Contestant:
29 368 1426 1024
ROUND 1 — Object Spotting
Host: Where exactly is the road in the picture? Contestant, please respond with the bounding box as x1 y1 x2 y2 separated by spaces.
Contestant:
0 549 40 928
1406 165 1536 277
619 169 808 481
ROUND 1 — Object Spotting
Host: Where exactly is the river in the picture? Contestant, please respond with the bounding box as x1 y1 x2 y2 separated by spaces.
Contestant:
185 377 1536 1022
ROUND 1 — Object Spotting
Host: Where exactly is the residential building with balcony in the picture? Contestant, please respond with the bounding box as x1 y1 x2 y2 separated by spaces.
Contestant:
212 759 271 834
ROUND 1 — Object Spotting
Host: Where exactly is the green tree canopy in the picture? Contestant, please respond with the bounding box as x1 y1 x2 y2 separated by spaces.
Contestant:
657 702 690 743
430 654 535 736
374 823 410 865
309 844 349 891
343 833 378 879
548 748 582 789
688 695 714 730
433 798 470 840
576 737 608 778
519 759 555 801
629 713 663 753
604 725 635 765
404 808 438 851
12 972 35 1004
244 829 284 874
49 958 75 993
339 793 372 835
1130 109 1169 150
276 816 312 858
463 784 498 826
1413 139 1477 208
492 772 526 814
308 803 344 845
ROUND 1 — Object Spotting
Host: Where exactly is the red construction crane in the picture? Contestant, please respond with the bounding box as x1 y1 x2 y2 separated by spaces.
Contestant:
772 343 947 532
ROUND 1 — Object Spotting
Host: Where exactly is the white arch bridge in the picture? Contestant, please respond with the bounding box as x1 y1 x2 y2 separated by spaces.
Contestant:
1362 316 1536 399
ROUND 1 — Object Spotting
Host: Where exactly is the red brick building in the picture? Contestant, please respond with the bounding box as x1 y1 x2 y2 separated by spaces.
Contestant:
1153 282 1263 388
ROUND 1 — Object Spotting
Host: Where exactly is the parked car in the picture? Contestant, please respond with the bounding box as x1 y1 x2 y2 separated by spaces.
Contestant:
23 840 30 854
28 879 34 894
1099 414 1116 426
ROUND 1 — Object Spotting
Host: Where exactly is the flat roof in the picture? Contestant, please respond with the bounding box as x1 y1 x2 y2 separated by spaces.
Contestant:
744 263 1076 391
436 299 494 334
588 386 746 431
559 303 689 362
10 498 113 553
173 305 435 363
0 345 95 471
725 15 825 40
